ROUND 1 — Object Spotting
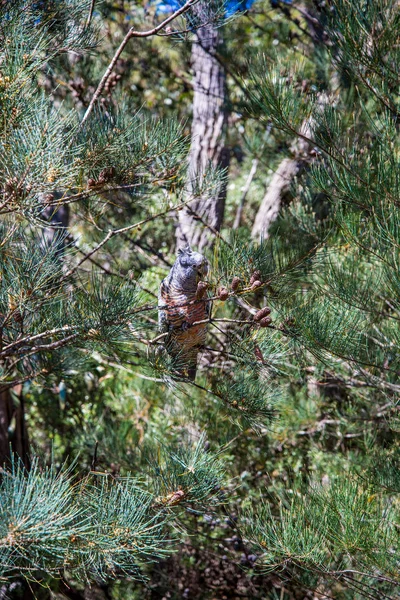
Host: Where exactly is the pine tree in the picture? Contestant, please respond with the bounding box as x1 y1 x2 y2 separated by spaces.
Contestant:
235 1 400 596
0 0 227 589
1 1 399 598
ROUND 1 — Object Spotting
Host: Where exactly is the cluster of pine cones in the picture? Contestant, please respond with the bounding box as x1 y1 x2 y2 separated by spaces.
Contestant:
215 270 272 328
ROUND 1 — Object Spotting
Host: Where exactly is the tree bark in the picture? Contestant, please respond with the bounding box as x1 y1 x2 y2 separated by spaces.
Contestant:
251 157 302 240
176 18 229 251
251 93 330 240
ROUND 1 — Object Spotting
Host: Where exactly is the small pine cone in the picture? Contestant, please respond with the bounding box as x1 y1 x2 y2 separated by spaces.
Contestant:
254 307 271 322
249 270 261 286
218 286 229 301
196 281 208 300
13 310 23 324
109 166 116 178
231 276 241 292
259 316 272 327
251 280 261 290
254 345 264 362
282 317 295 328
87 178 97 188
98 166 116 183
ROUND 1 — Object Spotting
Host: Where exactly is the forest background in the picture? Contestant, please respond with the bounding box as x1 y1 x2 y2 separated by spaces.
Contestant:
0 1 399 599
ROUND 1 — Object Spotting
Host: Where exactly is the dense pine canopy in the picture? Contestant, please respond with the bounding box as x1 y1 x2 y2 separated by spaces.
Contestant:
0 1 399 598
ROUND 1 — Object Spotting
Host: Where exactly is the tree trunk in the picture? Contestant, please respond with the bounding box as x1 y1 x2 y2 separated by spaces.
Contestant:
176 19 229 251
251 93 330 240
251 157 302 240
0 385 30 468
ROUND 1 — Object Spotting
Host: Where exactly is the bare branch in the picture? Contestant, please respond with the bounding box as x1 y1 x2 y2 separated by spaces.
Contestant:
85 0 96 29
61 197 200 280
80 0 199 127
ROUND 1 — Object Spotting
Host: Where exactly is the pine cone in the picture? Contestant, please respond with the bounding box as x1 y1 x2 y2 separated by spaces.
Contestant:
254 307 271 322
13 310 23 324
251 280 261 290
249 270 261 285
196 281 208 300
259 316 272 327
98 166 116 184
231 276 241 292
218 286 229 301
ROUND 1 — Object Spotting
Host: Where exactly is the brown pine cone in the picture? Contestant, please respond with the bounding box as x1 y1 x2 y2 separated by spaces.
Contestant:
98 166 116 184
196 281 208 300
218 286 229 301
254 307 271 322
13 310 23 324
231 276 241 292
249 270 261 285
251 280 261 290
259 316 272 327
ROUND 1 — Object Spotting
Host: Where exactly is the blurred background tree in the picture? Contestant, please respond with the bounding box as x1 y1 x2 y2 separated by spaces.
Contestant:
0 0 399 598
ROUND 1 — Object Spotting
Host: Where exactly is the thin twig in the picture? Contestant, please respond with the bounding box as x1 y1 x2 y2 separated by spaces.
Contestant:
85 0 96 29
0 326 74 357
62 197 197 280
80 0 199 127
185 205 234 249
145 317 255 346
18 333 80 355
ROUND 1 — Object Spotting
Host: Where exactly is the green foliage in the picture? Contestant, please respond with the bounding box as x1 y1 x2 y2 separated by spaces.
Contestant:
216 370 277 431
1 0 400 598
243 476 399 595
0 444 227 583
145 433 225 509
0 456 172 582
